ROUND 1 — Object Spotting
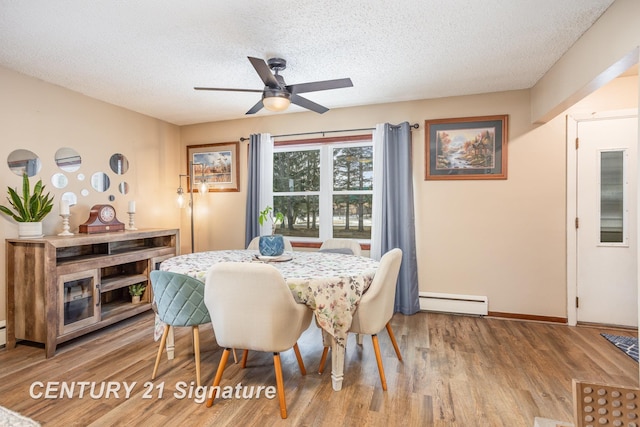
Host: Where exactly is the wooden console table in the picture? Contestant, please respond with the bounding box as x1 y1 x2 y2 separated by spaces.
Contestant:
6 228 179 358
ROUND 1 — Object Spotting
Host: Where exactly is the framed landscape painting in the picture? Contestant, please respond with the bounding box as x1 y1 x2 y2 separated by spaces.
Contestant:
425 115 508 180
186 142 240 192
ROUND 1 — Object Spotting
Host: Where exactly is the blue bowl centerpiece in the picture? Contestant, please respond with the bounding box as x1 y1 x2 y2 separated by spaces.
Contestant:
259 235 285 257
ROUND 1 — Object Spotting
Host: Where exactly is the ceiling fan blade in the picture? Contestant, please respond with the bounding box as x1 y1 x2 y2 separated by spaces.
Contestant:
246 99 264 115
287 78 353 95
290 94 329 114
248 57 280 89
194 87 263 93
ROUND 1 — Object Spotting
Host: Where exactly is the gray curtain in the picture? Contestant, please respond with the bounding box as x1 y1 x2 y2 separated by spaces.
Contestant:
244 134 261 247
377 122 420 315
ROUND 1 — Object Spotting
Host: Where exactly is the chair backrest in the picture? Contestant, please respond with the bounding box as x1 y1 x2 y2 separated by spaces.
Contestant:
150 270 211 327
247 236 294 251
204 262 312 352
349 248 402 335
319 238 362 256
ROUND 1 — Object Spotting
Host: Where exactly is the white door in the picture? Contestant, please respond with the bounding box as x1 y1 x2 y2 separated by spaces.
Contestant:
576 115 638 326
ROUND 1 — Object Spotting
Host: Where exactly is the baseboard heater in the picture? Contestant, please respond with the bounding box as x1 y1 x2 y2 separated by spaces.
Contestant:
0 320 6 347
419 292 488 316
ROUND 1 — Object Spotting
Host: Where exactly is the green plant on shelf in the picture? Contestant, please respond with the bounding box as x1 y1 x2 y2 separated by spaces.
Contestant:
128 284 146 297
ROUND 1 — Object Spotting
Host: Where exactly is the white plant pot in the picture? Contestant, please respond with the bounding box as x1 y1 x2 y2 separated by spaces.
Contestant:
18 222 43 239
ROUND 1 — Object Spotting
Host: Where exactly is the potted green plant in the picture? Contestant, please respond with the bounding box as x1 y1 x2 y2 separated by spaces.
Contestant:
257 205 285 256
0 173 54 238
129 284 146 304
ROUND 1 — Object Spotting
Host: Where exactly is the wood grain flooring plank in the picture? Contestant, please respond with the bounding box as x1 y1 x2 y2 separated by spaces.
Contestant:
1 311 638 426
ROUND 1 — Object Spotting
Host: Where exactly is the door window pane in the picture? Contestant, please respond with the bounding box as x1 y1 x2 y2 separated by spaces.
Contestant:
600 150 624 243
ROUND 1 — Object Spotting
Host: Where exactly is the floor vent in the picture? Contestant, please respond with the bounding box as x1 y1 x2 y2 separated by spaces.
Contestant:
419 292 488 316
0 320 6 347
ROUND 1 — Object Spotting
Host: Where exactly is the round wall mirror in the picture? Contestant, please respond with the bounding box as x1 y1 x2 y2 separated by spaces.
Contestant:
61 191 77 206
109 153 129 175
91 172 110 192
7 149 41 177
118 182 129 195
77 173 85 181
109 194 115 202
51 173 68 189
81 189 89 197
54 147 82 172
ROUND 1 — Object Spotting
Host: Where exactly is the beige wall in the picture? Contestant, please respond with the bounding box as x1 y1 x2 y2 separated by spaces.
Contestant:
0 66 181 321
180 92 542 317
180 76 637 319
0 82 636 323
1 0 639 324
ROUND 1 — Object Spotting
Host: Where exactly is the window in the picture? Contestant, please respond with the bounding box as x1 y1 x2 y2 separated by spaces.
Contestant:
272 135 373 242
600 149 626 244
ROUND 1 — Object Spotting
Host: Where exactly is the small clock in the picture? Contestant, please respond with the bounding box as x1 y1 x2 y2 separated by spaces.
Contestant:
79 204 125 234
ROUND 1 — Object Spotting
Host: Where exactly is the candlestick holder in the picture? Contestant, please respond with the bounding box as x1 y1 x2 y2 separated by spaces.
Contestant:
58 213 73 236
126 211 138 230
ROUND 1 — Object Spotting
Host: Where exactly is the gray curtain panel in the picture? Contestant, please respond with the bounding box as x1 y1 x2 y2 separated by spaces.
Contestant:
380 122 420 315
244 134 261 248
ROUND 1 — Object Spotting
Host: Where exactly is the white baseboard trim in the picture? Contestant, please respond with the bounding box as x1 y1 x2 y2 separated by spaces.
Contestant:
419 292 488 316
0 320 6 347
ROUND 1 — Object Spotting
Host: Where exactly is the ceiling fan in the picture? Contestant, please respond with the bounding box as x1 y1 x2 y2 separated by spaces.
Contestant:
194 56 353 115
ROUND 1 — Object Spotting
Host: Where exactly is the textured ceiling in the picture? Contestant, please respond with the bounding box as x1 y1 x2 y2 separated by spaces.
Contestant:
0 0 616 125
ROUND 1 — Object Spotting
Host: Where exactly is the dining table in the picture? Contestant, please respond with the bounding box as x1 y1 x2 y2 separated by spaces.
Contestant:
159 249 379 391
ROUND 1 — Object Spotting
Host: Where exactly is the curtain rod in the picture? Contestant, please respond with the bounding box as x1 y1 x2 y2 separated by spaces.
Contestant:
239 122 419 142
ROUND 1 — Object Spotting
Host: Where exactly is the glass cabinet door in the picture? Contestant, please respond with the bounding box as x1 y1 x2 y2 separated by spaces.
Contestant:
58 269 100 334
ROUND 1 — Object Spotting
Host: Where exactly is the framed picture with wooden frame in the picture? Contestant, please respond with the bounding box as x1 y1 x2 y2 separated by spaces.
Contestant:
425 115 508 180
186 142 240 192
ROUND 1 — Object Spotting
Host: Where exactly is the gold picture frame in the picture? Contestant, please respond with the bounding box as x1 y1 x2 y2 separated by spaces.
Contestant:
186 142 240 192
425 115 508 180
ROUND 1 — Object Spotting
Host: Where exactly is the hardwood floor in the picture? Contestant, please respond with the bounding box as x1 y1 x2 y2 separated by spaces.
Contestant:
0 311 637 426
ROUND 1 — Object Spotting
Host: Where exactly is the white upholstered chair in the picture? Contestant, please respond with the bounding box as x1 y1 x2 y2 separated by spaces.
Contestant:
204 262 312 419
318 248 403 390
318 238 362 256
246 236 294 251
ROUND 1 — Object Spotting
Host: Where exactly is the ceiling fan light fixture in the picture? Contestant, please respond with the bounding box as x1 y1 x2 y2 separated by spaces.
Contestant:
262 89 291 112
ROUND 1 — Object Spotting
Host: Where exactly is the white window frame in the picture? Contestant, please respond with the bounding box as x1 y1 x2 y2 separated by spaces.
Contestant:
273 136 373 244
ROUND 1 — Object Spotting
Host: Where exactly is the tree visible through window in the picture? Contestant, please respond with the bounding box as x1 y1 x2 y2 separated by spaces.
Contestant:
272 136 373 242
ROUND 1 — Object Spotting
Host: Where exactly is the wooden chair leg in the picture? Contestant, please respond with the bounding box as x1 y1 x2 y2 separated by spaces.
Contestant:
232 348 238 364
318 346 329 374
205 348 231 407
273 353 287 419
385 322 403 361
152 324 170 380
192 326 201 387
293 342 306 375
241 349 249 368
371 334 387 391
